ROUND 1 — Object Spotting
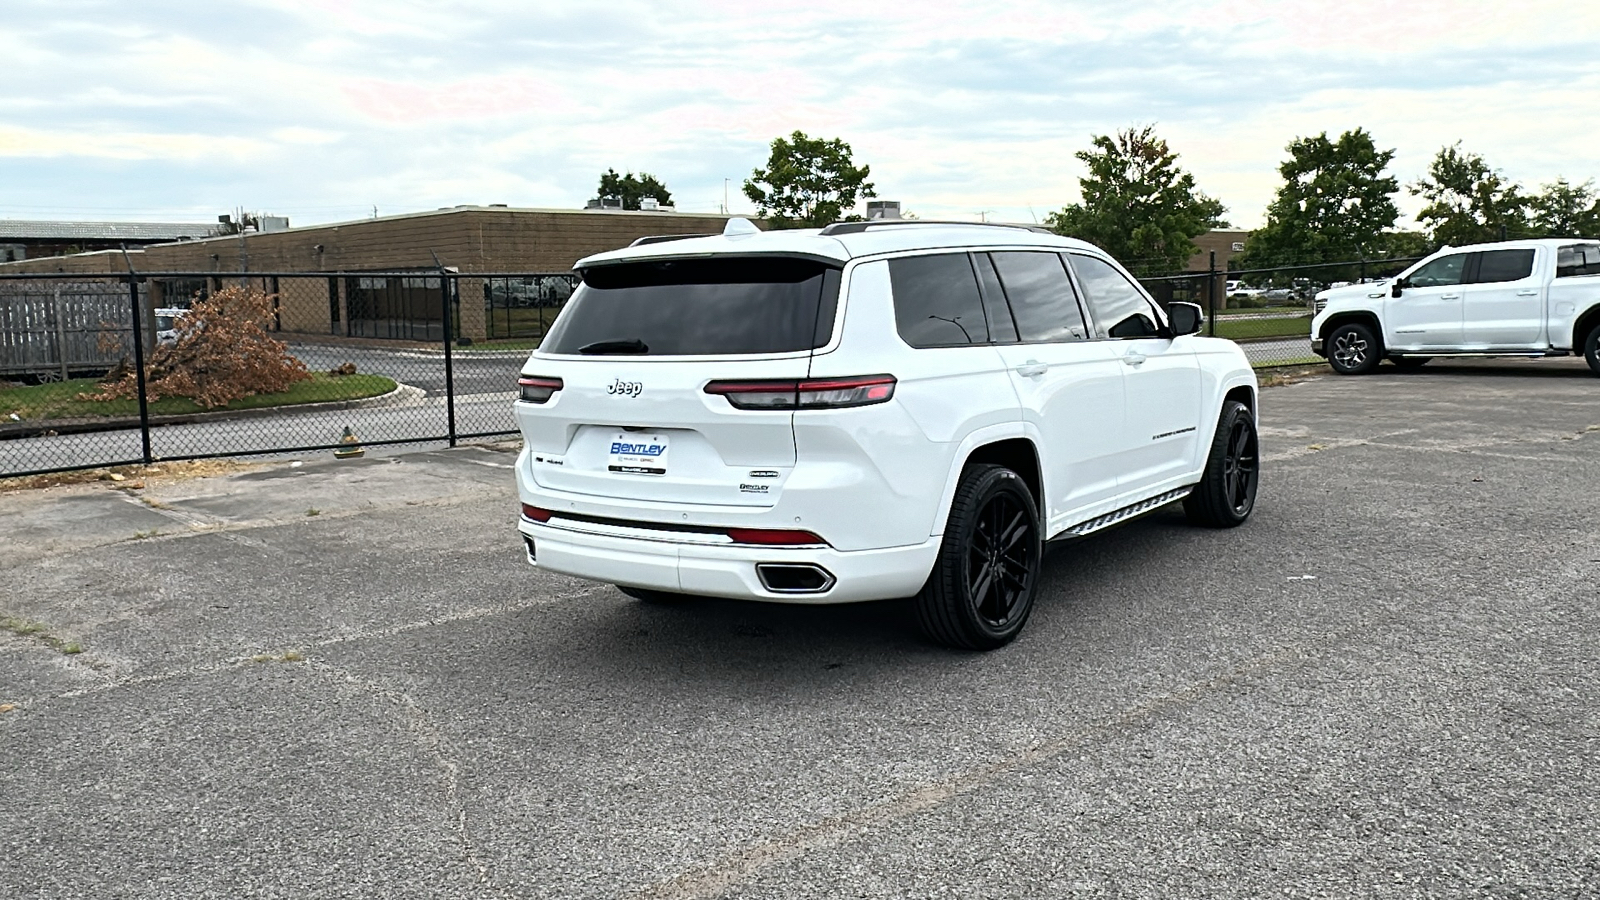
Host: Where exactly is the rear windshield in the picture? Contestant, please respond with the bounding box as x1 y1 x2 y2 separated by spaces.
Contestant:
541 256 840 356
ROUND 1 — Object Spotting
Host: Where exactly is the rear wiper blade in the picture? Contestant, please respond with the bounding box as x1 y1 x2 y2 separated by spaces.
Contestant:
577 338 649 355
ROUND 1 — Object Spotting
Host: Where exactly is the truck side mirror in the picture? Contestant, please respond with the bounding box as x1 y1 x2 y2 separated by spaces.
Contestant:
1390 281 1404 298
1167 301 1203 336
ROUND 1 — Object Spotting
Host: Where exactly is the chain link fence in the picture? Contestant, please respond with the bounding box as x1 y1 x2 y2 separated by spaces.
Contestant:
1138 255 1424 367
1 270 550 478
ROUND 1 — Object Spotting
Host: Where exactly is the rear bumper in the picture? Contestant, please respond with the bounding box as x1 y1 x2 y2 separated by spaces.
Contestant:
517 517 939 604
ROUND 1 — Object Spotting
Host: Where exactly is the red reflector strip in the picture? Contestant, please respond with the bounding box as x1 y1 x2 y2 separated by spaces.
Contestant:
517 377 563 389
796 375 895 391
725 527 826 546
521 504 553 522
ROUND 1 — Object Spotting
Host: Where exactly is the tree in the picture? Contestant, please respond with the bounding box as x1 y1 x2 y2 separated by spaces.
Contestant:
1411 143 1529 245
594 169 673 210
1529 178 1600 237
1235 129 1400 270
1045 125 1226 275
742 131 875 228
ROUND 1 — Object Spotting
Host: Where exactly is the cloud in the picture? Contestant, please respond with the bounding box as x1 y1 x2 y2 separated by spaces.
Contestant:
3 0 1599 231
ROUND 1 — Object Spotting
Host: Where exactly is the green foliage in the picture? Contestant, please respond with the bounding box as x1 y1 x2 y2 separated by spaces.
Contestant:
1 373 394 422
1045 125 1226 275
1237 129 1400 269
1529 178 1600 237
595 169 673 210
742 131 876 228
1411 143 1530 245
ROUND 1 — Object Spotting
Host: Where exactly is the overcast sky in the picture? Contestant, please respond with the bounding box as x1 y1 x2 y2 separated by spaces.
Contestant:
5 0 1599 230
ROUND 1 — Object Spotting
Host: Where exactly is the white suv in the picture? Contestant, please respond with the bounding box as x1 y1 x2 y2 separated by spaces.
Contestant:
514 219 1260 649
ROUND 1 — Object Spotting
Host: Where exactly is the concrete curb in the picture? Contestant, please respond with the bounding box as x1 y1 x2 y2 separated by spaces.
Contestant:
0 381 423 439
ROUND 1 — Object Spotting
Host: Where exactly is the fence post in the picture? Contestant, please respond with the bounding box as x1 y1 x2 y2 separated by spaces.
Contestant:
430 251 457 448
1206 250 1217 336
122 250 153 464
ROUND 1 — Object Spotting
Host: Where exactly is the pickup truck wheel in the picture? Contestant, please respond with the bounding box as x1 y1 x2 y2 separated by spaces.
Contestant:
1390 356 1430 369
1327 322 1381 375
1585 324 1600 376
916 464 1041 651
1184 401 1259 528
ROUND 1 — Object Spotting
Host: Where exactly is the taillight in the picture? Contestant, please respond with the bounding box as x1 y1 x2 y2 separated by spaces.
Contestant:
517 376 563 403
704 375 895 410
725 527 826 546
521 504 553 522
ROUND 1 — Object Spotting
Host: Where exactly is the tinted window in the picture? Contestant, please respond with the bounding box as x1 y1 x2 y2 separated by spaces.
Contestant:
1474 249 1535 284
1557 243 1600 278
888 253 990 347
543 256 838 355
989 252 1087 343
1407 254 1467 288
971 253 1018 343
1068 254 1161 339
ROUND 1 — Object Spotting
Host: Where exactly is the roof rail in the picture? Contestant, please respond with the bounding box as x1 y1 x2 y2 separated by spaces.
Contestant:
629 233 716 247
818 219 1055 236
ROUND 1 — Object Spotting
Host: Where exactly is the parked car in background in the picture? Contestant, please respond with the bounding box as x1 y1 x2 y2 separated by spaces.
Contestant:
513 218 1260 650
1311 239 1600 375
155 308 189 346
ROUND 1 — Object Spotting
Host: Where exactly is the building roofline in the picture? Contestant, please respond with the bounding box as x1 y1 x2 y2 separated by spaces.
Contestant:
144 205 740 249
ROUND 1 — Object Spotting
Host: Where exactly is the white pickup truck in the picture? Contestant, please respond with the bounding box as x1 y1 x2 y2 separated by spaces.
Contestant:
1310 238 1600 376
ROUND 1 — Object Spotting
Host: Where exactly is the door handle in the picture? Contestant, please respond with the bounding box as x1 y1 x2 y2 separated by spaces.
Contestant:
1121 350 1147 367
1440 293 1462 300
1516 290 1538 296
1014 360 1047 377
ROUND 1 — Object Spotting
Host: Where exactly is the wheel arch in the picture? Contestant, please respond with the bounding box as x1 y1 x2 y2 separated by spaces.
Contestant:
1318 310 1384 343
928 426 1044 537
1573 303 1600 352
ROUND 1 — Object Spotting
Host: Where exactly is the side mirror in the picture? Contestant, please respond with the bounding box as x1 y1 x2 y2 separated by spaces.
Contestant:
1168 301 1203 337
1390 281 1404 298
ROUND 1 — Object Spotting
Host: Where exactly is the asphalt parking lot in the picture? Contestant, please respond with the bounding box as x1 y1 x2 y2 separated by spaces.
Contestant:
3 358 1597 898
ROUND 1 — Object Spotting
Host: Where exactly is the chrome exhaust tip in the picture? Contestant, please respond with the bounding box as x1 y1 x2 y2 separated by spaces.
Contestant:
756 563 836 594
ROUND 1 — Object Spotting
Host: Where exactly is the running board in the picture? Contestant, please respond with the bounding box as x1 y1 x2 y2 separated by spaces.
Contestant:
1053 488 1193 540
1392 351 1554 358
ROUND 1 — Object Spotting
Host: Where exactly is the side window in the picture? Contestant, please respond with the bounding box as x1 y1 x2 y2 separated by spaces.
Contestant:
888 253 990 348
1067 254 1161 339
1473 249 1535 284
988 251 1088 343
970 253 1018 343
1406 253 1468 288
1556 243 1600 278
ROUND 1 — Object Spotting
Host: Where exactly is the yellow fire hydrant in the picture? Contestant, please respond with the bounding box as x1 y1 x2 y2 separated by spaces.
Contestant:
333 425 365 459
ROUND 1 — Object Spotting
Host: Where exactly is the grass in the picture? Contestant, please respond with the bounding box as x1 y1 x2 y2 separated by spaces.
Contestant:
460 338 543 351
1 615 84 655
1215 304 1309 317
1211 316 1312 341
1 372 397 422
250 650 306 663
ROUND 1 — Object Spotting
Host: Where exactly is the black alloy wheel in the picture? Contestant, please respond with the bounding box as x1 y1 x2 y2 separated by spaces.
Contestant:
916 464 1042 650
1184 400 1259 528
1327 322 1381 375
1585 323 1600 377
965 489 1035 630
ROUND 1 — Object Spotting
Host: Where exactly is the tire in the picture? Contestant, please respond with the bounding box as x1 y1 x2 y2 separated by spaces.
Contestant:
1184 401 1259 528
1390 356 1430 370
617 586 682 604
915 464 1042 651
1326 322 1381 375
1584 323 1600 377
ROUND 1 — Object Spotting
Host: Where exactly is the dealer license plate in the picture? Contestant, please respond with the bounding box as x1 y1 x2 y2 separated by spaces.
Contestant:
607 432 669 475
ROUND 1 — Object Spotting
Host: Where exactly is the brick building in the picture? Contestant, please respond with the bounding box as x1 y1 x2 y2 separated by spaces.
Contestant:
0 220 219 264
1 206 743 342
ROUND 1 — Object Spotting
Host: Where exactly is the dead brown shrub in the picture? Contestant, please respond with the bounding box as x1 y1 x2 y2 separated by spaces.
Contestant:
88 285 310 408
